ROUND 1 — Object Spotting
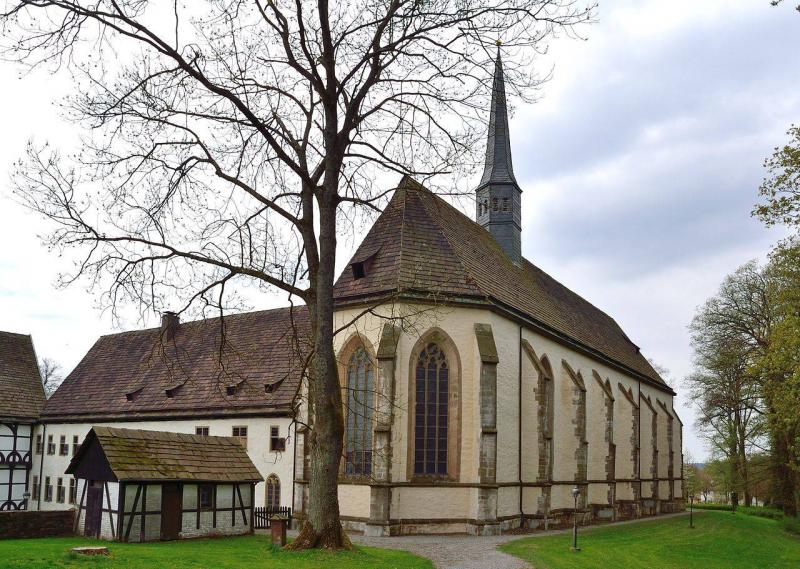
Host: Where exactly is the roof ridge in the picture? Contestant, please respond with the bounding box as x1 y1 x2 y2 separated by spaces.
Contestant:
98 305 308 339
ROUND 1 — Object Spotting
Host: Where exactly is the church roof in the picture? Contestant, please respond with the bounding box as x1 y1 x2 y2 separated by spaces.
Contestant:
43 307 309 421
67 426 263 482
0 331 45 421
334 177 671 392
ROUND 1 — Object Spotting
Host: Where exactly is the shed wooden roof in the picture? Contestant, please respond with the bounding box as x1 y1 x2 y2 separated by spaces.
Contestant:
334 177 672 393
0 331 46 421
67 426 263 482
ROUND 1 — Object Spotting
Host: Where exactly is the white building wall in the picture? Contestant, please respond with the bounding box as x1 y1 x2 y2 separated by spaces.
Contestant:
30 416 294 512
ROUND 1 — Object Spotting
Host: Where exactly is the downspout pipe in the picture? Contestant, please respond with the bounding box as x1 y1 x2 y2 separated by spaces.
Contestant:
518 324 524 527
36 423 46 510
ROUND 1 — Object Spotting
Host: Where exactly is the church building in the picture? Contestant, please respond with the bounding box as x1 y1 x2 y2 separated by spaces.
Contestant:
30 51 682 537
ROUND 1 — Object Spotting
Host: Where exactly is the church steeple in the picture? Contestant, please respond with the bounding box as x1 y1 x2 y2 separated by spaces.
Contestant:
475 46 522 264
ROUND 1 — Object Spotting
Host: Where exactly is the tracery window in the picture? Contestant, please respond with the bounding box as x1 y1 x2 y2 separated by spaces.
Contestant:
265 474 280 509
344 347 374 476
414 343 449 476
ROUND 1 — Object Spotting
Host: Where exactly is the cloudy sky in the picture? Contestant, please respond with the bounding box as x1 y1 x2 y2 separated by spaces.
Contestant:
1 0 798 460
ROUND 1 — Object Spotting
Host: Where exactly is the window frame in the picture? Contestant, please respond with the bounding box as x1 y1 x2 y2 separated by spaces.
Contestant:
59 435 69 456
195 426 210 437
265 474 280 509
269 426 286 453
56 477 65 503
72 435 80 457
44 476 53 502
69 477 77 504
232 426 248 447
46 434 55 456
35 434 43 455
198 484 214 510
406 329 461 482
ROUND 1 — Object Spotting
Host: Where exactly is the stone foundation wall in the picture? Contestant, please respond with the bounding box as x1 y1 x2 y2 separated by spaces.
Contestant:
0 510 76 539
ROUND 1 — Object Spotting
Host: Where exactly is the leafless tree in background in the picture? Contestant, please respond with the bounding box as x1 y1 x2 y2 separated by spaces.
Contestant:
38 357 63 397
1 0 593 547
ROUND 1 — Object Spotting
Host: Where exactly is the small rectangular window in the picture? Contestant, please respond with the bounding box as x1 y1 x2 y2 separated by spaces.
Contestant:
232 426 247 447
195 426 209 437
44 477 53 502
198 484 213 510
69 478 77 504
47 435 55 455
270 426 286 452
59 435 69 456
35 434 43 455
32 476 40 499
56 478 65 503
72 435 80 457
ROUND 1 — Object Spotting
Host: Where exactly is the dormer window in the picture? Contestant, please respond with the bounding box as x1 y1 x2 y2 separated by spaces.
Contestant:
125 386 144 402
349 249 379 281
351 261 366 280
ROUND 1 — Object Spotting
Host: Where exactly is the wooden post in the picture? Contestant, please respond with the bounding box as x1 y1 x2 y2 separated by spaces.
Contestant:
270 515 287 546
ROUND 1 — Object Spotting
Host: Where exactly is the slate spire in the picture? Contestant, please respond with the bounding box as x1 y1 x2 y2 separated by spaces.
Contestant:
479 47 517 187
475 46 522 264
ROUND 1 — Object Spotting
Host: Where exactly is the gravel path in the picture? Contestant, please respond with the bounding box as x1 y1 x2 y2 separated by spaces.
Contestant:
350 512 690 569
352 533 530 569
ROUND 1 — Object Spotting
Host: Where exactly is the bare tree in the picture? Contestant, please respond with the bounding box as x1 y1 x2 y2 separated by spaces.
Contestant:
1 0 593 548
38 357 63 397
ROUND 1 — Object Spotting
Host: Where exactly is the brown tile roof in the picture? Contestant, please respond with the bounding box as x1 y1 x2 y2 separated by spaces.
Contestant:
0 331 45 421
44 307 310 421
67 426 263 482
334 176 671 392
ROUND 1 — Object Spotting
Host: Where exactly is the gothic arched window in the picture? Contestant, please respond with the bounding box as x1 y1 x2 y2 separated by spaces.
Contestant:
265 474 280 509
414 343 449 476
345 346 374 476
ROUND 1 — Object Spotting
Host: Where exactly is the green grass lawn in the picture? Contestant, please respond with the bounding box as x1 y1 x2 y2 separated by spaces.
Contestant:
500 511 800 569
0 534 433 569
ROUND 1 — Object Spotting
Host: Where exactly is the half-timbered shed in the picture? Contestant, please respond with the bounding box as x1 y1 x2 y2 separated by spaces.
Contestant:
0 331 45 510
67 426 262 541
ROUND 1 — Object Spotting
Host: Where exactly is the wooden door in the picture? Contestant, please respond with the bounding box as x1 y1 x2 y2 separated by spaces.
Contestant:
160 483 181 540
84 483 103 538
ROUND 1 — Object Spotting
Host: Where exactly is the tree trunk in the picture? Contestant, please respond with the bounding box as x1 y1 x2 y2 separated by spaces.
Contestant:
774 433 798 517
286 175 351 550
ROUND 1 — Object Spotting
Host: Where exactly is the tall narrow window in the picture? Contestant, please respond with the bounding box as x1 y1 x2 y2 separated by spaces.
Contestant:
414 343 449 476
72 435 80 457
44 477 52 502
265 474 280 509
56 478 65 503
32 476 39 499
345 347 374 476
59 435 68 456
35 434 43 455
69 478 77 504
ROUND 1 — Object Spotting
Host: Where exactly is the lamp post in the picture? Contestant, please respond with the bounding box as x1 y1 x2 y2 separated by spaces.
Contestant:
571 486 581 552
688 494 694 529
